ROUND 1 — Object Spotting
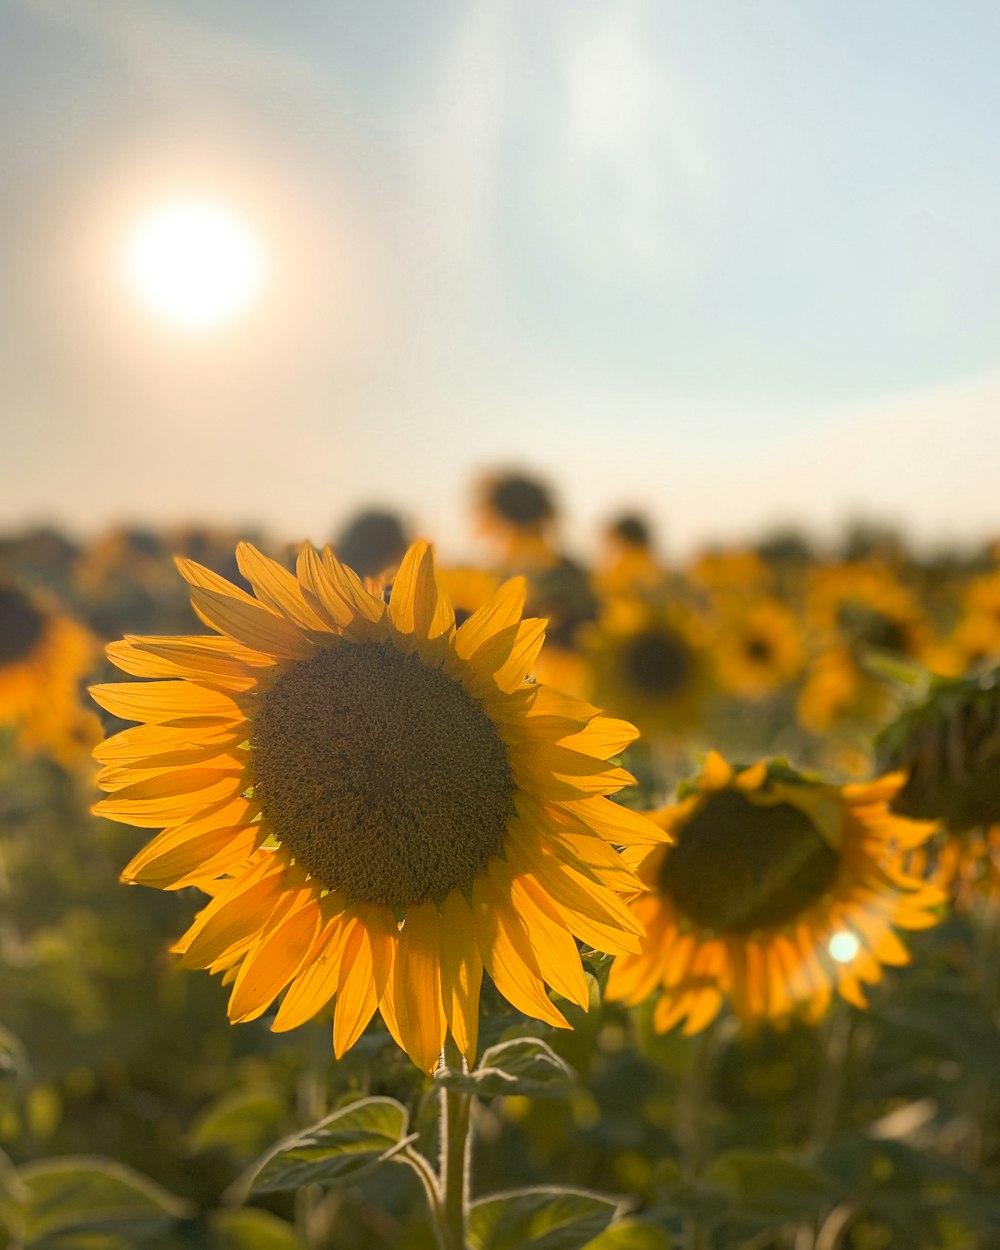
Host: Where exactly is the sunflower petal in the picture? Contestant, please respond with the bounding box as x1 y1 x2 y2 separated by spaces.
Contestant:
388 900 446 1073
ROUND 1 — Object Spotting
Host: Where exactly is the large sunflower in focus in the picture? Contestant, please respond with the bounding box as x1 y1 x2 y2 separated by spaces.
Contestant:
606 754 942 1034
91 541 660 1072
0 582 100 766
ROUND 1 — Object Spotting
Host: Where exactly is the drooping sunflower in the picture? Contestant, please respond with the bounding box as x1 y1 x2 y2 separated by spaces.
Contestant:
877 667 1000 907
0 582 100 767
91 541 661 1072
606 753 942 1034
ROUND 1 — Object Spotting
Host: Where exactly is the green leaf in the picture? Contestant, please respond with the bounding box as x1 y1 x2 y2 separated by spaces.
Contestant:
16 1155 192 1248
235 1096 411 1199
581 1219 672 1250
188 1086 288 1161
208 1207 306 1250
707 1151 831 1219
438 1037 575 1099
0 1147 29 1232
468 1187 623 1250
0 1025 30 1089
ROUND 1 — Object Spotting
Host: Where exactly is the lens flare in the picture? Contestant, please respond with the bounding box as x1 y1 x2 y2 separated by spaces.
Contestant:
828 931 860 963
121 197 267 332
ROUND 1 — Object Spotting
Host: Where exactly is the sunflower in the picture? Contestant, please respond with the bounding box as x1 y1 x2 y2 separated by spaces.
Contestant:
91 541 661 1073
927 612 1000 678
0 582 100 767
596 514 664 597
961 569 1000 626
877 666 1000 906
477 469 559 572
587 596 712 740
805 562 928 658
333 508 410 581
606 753 942 1034
711 597 805 700
686 548 772 597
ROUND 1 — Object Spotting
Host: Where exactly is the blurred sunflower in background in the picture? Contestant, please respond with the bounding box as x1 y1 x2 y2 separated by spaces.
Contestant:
606 753 943 1034
587 595 712 742
711 597 805 700
528 556 601 701
797 562 930 734
595 513 664 597
91 540 662 1073
805 561 928 658
0 582 100 767
476 468 559 572
687 547 773 598
332 507 411 582
878 667 1000 907
927 568 1000 676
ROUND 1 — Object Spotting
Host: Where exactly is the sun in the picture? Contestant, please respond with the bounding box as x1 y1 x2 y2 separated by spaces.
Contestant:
121 197 267 332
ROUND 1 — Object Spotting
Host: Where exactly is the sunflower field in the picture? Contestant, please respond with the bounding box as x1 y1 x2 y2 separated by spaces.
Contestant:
2 480 1000 1250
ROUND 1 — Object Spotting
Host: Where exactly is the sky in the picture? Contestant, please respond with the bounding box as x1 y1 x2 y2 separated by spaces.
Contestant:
2 0 1000 559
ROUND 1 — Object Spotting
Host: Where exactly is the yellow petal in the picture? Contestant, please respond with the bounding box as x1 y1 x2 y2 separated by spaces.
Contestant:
228 902 322 1023
453 576 526 659
94 724 240 765
106 637 267 690
332 921 379 1056
388 541 454 640
505 827 643 954
493 619 547 691
390 900 446 1073
93 771 247 827
555 797 667 847
271 915 353 1032
439 891 483 1066
89 682 243 726
557 717 639 757
701 751 733 790
187 586 315 660
178 858 286 969
471 873 569 1029
236 543 330 633
508 873 589 1009
320 546 386 623
121 818 261 888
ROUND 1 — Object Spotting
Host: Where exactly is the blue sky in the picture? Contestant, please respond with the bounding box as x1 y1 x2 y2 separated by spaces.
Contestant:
2 0 1000 556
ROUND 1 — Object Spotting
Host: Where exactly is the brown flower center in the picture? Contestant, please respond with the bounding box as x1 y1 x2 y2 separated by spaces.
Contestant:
837 602 910 653
658 787 839 932
253 639 515 909
0 587 45 666
745 636 773 664
624 629 693 698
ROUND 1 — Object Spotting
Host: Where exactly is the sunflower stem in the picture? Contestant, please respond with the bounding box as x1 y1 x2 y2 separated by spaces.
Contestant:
806 1004 853 1152
438 1035 472 1250
678 1022 716 1250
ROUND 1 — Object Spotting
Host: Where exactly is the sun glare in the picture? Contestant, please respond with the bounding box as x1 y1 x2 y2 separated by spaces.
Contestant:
121 197 267 332
828 931 861 964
